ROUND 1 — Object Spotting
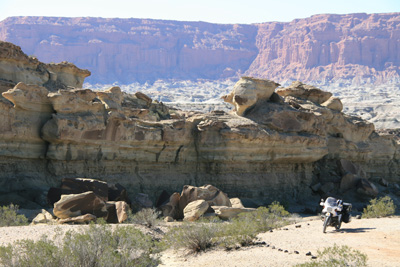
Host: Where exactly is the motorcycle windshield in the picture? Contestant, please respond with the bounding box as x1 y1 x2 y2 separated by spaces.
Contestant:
325 197 337 207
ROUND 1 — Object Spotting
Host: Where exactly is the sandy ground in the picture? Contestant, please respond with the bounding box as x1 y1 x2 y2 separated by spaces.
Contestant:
0 217 399 266
160 216 400 267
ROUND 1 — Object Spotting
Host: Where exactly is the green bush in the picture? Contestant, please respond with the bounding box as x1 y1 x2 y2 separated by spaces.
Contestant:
295 244 368 267
127 208 160 228
362 196 397 218
163 201 291 253
0 204 28 227
163 222 221 253
0 223 160 267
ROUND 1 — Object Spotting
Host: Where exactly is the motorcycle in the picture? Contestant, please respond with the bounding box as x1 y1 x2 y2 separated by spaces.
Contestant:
320 197 352 233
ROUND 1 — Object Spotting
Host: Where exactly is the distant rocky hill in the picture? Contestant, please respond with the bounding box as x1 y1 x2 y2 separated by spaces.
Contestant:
1 13 399 85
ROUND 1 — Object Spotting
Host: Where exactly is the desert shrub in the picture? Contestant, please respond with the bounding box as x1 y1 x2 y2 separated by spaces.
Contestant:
0 223 160 267
127 208 161 228
295 244 368 267
362 196 396 218
0 204 28 227
163 202 291 252
163 222 221 253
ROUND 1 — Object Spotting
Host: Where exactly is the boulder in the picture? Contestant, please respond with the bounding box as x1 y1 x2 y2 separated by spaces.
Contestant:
183 199 209 221
276 81 332 104
230 198 245 208
379 178 389 187
160 192 181 219
96 86 123 110
53 191 108 219
179 185 231 214
106 201 129 223
115 201 129 223
58 213 97 224
321 97 343 112
105 201 119 223
212 206 256 220
60 178 109 202
222 77 280 116
357 179 379 197
340 173 361 192
31 209 56 225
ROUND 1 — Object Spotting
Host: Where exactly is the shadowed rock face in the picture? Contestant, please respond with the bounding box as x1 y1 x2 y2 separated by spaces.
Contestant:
1 13 400 84
0 42 399 209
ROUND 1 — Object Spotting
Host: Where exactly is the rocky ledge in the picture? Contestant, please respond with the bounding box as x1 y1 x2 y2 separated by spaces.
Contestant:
0 41 399 211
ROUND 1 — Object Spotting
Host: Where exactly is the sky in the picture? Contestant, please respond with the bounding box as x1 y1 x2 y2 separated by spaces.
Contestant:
0 0 399 24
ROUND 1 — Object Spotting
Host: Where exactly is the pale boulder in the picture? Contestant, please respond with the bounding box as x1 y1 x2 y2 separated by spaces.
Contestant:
230 198 245 208
31 209 56 225
222 77 280 116
183 199 209 221
321 96 343 112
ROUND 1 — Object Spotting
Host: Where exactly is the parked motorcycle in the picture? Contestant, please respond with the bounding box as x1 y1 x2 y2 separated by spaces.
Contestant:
320 197 352 233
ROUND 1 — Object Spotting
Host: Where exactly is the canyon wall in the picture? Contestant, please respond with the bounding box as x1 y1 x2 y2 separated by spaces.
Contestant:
1 13 400 85
1 41 400 210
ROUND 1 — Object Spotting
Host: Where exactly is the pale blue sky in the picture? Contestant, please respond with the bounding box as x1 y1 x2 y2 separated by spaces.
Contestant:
1 0 399 24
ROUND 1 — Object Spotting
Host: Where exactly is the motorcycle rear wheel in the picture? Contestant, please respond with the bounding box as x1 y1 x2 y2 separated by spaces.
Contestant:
323 216 330 233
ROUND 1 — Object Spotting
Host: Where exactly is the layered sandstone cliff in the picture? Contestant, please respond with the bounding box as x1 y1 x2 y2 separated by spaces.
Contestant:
0 41 399 210
1 13 399 85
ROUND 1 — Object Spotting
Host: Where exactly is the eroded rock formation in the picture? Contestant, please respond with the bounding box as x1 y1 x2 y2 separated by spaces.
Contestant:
0 41 400 211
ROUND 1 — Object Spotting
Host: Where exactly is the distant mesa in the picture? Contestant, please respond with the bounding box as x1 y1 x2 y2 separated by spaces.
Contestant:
0 13 399 85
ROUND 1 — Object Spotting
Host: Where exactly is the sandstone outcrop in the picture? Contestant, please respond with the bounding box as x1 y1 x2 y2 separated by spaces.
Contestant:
0 41 90 90
0 42 400 211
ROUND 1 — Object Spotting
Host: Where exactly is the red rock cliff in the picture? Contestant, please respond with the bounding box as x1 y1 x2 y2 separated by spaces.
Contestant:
1 13 400 84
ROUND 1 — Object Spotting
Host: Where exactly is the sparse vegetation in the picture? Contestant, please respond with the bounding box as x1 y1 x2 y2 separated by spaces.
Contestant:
0 204 28 227
0 223 161 267
295 244 368 267
362 196 396 218
163 202 291 253
127 208 161 228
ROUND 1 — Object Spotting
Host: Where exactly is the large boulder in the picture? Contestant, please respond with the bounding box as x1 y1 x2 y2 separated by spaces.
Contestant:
183 199 209 221
222 77 280 116
53 191 108 219
179 184 231 214
60 178 109 202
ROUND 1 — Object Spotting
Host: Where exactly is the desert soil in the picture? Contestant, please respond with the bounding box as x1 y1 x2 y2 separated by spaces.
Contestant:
0 216 399 267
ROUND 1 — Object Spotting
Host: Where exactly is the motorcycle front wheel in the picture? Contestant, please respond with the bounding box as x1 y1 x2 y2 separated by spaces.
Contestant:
323 215 330 233
335 219 342 230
